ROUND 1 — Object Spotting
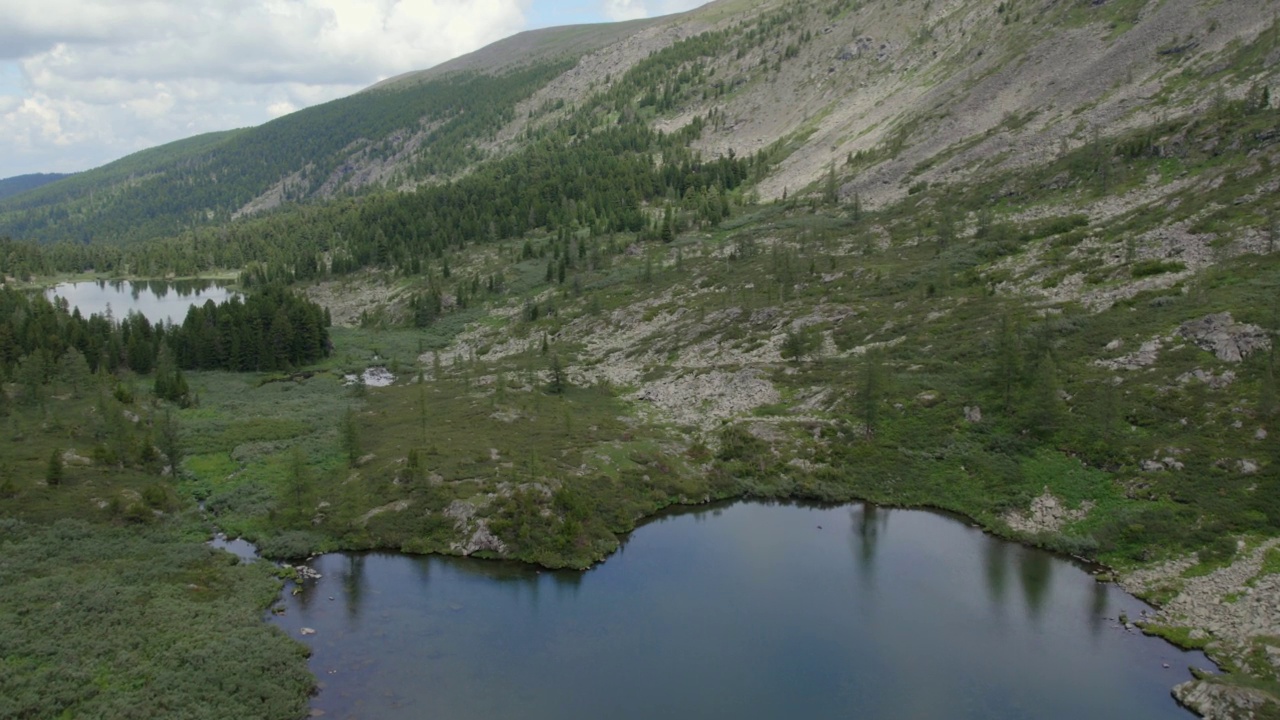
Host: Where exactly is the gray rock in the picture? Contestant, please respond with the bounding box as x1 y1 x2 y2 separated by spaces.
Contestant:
916 391 941 407
61 449 92 466
1004 489 1094 534
964 406 982 423
1178 368 1236 390
1096 338 1162 370
1174 679 1272 720
1179 312 1271 363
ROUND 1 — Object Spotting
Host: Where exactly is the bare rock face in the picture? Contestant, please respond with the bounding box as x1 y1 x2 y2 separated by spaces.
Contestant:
1179 313 1271 363
1173 679 1274 720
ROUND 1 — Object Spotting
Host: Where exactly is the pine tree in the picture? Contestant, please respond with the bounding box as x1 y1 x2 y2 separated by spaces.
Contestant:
781 328 817 364
547 354 567 395
156 409 182 477
55 348 92 399
15 351 48 408
153 346 190 406
1027 352 1064 440
0 464 16 498
860 351 885 440
994 313 1021 413
45 448 64 486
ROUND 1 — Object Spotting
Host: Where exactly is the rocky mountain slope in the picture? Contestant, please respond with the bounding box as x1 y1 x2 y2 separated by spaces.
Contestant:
4 0 1276 246
2 1 1280 718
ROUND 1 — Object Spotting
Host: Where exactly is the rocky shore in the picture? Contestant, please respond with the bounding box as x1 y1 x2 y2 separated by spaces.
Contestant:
1122 539 1280 719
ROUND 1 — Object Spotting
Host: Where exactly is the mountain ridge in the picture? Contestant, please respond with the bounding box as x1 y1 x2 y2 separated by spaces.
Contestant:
3 0 1275 245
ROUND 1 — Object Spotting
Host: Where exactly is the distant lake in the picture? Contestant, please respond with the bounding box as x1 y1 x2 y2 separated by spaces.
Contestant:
46 279 238 324
270 501 1209 720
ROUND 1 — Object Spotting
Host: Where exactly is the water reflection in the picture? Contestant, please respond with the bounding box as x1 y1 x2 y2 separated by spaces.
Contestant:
207 533 259 563
47 279 238 325
273 502 1210 720
340 554 366 620
1017 547 1053 621
1091 580 1110 638
851 502 888 583
985 539 1009 609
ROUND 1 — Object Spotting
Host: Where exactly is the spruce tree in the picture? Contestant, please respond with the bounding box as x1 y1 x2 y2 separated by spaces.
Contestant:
45 448 64 486
860 351 885 439
156 409 182 477
547 354 567 395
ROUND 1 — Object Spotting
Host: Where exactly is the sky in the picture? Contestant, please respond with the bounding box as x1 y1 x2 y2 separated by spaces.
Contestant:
0 0 710 179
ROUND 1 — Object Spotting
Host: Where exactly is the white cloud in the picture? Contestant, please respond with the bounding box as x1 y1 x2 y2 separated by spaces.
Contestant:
266 101 298 118
0 0 533 177
600 0 706 22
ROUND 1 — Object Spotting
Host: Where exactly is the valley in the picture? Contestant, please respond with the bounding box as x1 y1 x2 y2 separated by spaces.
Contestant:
2 0 1280 717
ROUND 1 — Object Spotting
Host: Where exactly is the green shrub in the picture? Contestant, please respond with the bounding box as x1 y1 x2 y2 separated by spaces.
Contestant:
256 530 326 560
1130 259 1187 278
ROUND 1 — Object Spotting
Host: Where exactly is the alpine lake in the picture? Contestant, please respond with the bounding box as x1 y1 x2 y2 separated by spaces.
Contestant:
258 501 1211 720
45 278 239 324
55 279 1211 719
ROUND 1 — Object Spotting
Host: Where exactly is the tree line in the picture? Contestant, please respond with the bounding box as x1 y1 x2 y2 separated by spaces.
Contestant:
0 285 331 408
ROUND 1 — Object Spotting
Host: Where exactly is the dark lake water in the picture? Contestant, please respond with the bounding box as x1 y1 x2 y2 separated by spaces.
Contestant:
269 502 1209 720
46 279 237 324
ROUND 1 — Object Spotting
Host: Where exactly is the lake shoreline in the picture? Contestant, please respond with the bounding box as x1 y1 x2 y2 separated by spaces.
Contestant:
259 491 1251 719
266 499 1210 720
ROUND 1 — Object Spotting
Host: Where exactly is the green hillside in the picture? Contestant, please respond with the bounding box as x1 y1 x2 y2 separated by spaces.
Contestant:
2 0 1280 717
0 173 72 202
0 62 573 245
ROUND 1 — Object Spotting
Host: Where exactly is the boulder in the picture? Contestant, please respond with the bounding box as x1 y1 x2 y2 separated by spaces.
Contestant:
1174 679 1272 720
1179 312 1271 363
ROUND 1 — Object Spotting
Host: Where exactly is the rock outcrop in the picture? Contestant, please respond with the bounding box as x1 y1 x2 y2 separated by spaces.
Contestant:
444 500 507 556
1174 679 1277 720
1179 313 1271 363
1003 489 1093 534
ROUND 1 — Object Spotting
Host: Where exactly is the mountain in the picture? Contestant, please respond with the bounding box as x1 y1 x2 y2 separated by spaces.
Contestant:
0 173 72 201
1 1 1279 717
5 0 1275 246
